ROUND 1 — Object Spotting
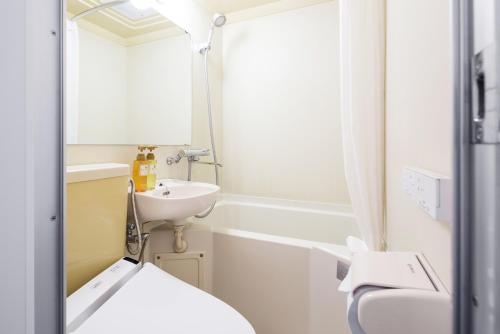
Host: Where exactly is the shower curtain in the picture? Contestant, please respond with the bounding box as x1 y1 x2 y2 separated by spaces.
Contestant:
66 20 79 144
339 0 386 250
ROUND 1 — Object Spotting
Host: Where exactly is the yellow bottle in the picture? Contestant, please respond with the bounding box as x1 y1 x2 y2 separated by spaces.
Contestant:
146 146 158 190
132 146 148 192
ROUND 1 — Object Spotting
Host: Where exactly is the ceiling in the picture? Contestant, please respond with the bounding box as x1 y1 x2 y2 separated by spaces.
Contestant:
67 0 176 38
197 0 282 14
67 0 288 39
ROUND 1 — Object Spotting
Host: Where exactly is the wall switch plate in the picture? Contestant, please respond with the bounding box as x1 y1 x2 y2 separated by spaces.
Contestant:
402 167 452 223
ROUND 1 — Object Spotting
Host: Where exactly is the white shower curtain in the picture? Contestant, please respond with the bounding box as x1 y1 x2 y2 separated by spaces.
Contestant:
339 0 386 250
66 20 79 144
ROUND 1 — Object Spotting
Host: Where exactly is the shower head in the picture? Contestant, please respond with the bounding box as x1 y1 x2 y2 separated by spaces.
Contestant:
200 13 226 53
212 13 227 27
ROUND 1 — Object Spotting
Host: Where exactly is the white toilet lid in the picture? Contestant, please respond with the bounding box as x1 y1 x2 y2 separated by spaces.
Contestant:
73 263 255 334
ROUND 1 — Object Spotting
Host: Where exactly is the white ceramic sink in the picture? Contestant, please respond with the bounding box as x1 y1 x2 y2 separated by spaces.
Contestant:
134 179 219 224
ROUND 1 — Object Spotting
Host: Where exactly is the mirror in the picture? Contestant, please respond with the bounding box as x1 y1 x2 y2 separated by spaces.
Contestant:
66 1 192 145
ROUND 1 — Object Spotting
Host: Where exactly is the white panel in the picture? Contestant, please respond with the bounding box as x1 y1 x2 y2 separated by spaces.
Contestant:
154 252 206 290
66 163 130 183
1 0 63 332
402 167 452 222
213 232 309 334
221 2 349 203
1 2 31 332
385 0 453 290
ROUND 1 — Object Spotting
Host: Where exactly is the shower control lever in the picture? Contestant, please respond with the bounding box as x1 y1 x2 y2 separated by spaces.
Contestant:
183 149 210 160
167 149 210 165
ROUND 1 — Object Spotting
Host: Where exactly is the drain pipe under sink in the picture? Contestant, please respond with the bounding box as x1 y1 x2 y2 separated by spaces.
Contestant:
173 225 188 253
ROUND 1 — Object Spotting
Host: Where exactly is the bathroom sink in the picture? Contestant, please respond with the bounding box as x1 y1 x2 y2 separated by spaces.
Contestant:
134 179 219 224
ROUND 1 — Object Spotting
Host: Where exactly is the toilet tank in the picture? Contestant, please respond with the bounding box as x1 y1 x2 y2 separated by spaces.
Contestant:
66 163 130 295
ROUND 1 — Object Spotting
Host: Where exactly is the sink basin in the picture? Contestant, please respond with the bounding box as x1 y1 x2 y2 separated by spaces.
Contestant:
134 179 219 224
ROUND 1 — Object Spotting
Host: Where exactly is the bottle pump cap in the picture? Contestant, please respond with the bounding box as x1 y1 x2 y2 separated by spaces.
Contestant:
137 145 147 161
146 145 158 160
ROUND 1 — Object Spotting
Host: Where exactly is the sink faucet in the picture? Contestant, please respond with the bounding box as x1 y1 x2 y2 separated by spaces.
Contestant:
157 181 170 196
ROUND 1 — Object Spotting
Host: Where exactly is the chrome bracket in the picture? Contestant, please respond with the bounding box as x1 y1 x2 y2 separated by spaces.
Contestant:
471 45 500 144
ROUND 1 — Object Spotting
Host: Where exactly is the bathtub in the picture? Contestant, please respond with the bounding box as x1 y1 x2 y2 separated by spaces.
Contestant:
192 194 360 334
199 194 359 244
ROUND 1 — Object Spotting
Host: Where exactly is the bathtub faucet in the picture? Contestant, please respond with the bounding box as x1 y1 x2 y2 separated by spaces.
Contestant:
167 148 210 165
166 148 222 181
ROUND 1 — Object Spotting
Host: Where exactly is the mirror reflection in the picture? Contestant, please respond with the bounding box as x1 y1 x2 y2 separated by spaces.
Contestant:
66 0 192 145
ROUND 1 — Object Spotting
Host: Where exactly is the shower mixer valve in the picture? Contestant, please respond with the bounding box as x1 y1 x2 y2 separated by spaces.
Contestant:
166 148 222 183
166 148 211 165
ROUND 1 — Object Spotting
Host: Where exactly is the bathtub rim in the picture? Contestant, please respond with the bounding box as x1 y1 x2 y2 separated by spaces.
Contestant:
214 193 356 219
189 192 358 260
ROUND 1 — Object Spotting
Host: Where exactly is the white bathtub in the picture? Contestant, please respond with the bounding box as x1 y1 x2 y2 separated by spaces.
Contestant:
192 194 359 334
200 194 359 244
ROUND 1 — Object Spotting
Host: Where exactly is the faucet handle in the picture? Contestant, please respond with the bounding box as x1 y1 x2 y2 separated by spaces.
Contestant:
181 148 210 158
167 148 210 165
166 153 184 165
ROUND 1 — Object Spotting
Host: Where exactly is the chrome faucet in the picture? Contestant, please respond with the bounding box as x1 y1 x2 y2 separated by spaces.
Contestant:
157 181 170 196
166 148 222 181
167 148 210 165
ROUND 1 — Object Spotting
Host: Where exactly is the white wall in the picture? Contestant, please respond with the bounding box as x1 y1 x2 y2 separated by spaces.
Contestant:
385 0 453 289
76 28 192 145
79 28 128 143
221 1 350 204
127 35 192 145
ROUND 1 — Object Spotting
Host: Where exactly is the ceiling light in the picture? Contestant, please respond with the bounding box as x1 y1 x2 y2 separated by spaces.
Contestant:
130 0 151 10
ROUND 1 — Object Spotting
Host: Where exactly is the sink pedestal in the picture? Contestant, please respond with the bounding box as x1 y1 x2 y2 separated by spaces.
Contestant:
173 225 188 253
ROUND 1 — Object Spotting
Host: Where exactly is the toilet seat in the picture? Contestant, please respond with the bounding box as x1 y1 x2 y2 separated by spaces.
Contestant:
69 262 255 334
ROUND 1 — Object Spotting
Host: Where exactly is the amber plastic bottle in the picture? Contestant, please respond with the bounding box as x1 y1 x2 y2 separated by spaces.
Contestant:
132 146 148 192
146 146 158 190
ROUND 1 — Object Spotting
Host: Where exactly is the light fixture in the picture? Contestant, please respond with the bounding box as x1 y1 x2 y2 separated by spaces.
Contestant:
130 0 151 10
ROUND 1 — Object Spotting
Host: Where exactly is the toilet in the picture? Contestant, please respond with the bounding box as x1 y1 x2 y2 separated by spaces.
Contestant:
344 251 451 334
67 258 255 333
66 164 254 334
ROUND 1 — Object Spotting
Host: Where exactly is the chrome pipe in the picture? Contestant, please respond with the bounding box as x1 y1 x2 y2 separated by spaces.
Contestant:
192 161 223 167
194 50 220 219
138 233 151 264
126 178 143 255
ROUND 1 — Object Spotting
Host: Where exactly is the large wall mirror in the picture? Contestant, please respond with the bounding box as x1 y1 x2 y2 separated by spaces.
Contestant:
67 0 192 145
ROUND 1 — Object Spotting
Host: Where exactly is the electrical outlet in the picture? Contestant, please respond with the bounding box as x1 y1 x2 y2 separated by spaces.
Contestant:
402 167 452 223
